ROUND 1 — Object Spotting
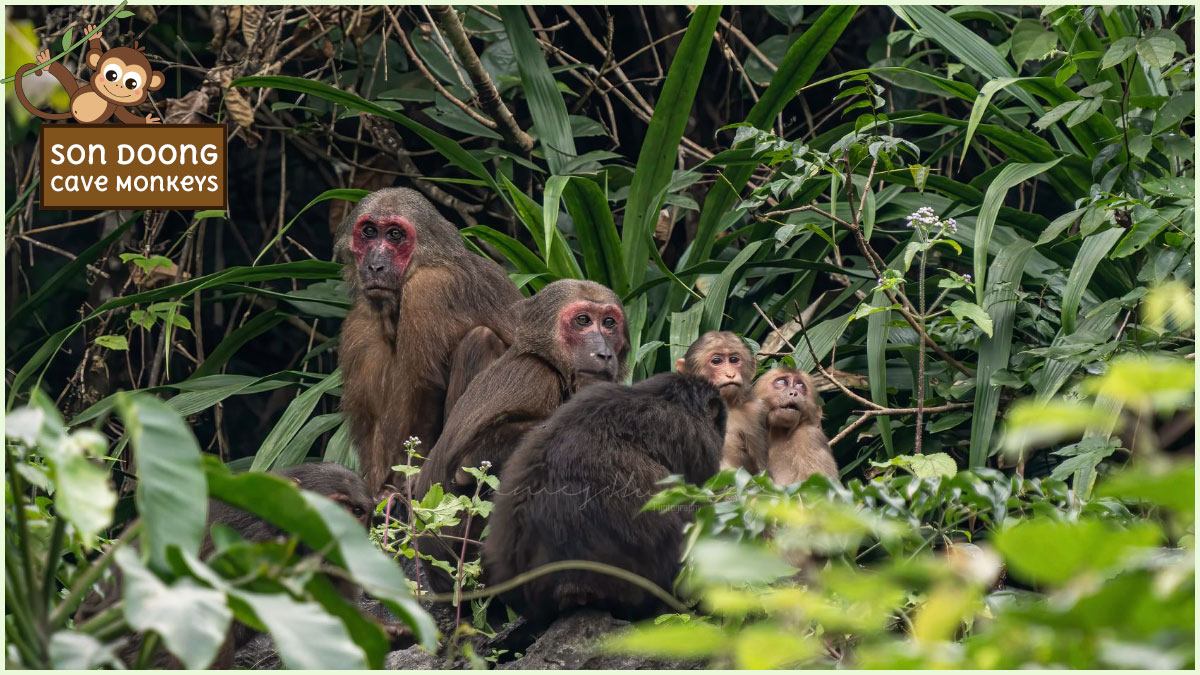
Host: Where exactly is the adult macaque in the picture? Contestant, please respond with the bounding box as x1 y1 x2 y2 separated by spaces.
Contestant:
336 188 521 493
753 367 838 485
485 373 725 624
676 331 767 473
412 279 628 590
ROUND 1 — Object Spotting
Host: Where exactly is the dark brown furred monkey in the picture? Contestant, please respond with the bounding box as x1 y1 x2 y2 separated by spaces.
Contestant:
336 188 522 493
676 331 768 473
753 367 838 485
485 372 725 624
13 26 164 123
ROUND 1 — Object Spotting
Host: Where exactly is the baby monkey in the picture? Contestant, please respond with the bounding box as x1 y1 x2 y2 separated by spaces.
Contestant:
753 366 838 485
677 331 768 473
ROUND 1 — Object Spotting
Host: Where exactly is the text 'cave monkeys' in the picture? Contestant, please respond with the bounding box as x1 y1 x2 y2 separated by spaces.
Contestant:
753 367 838 485
676 331 767 474
336 188 521 493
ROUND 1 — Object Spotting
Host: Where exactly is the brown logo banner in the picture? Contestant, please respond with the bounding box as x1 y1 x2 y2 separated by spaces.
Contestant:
40 123 227 209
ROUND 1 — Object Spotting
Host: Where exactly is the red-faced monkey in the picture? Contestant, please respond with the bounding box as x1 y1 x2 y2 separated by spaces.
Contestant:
753 366 838 485
13 26 164 123
336 188 522 494
677 331 767 473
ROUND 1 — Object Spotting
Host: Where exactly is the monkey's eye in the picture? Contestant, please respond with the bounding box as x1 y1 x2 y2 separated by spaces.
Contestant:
574 314 592 327
602 317 616 329
124 73 143 90
729 355 740 364
710 356 723 365
352 506 365 516
386 228 405 242
361 224 377 239
794 381 806 391
774 377 787 388
103 64 122 82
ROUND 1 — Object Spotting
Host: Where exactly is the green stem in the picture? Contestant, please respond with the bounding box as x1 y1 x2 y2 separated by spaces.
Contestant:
5 567 45 667
48 520 142 628
5 446 45 635
0 2 128 85
41 516 67 615
915 244 928 455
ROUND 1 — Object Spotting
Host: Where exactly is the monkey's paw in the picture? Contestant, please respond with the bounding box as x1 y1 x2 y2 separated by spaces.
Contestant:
145 115 161 124
84 24 97 36
35 49 51 64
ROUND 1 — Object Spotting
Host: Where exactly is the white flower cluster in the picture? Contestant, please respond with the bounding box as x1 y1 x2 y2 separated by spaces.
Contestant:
906 207 958 233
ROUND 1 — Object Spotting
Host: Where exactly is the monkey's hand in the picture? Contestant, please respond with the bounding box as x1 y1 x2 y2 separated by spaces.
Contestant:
33 49 51 74
145 114 161 124
84 23 97 36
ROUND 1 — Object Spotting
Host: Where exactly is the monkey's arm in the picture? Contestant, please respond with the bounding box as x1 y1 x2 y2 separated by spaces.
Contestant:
42 61 80 94
114 106 152 124
443 325 508 423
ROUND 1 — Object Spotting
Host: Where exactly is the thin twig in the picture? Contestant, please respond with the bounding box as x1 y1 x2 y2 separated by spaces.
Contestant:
830 403 972 446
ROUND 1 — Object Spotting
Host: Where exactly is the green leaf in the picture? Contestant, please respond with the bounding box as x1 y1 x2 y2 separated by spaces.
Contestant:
972 161 1060 303
114 10 134 18
866 291 893 455
229 588 368 669
254 189 368 265
902 452 957 479
622 5 721 288
61 28 74 50
48 632 122 669
1065 95 1103 127
1082 355 1195 413
1152 94 1195 134
689 539 798 585
562 178 629 295
94 334 129 351
1060 228 1122 333
1096 463 1194 513
969 242 1034 467
500 6 575 172
948 300 994 337
250 370 344 472
117 393 207 575
462 225 553 286
116 548 232 669
231 76 496 192
1100 37 1137 69
792 313 851 373
701 241 763 332
668 302 704 368
541 175 570 268
1010 20 1057 67
603 622 728 659
1135 36 1175 69
1001 398 1115 454
274 413 344 469
993 518 1161 585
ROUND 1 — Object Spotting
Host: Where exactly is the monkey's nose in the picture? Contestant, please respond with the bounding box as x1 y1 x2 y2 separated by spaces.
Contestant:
591 351 613 361
367 263 385 273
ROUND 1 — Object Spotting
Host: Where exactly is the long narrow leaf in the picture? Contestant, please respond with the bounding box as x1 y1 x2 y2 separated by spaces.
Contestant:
701 241 763 332
1060 228 1124 334
973 160 1061 302
250 369 344 472
254 189 368 264
867 292 895 456
969 241 1035 467
562 178 629 295
500 6 576 172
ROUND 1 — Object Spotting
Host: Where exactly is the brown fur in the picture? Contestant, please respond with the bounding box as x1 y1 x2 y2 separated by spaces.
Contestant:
753 367 838 485
676 331 767 473
412 279 629 590
336 188 522 493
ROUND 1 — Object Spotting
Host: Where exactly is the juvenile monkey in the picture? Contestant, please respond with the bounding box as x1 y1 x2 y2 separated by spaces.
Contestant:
13 25 164 124
753 367 838 485
677 331 767 473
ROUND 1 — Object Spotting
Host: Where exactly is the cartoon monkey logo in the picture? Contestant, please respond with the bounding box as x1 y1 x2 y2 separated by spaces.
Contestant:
13 24 164 124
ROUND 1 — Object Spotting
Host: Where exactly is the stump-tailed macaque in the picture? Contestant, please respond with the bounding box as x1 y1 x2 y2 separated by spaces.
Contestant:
485 373 725 624
412 279 628 590
676 331 767 473
336 188 522 493
753 367 838 485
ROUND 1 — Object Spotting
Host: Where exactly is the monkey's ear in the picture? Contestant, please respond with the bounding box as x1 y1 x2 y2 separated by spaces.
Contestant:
147 71 165 91
674 358 687 373
86 51 100 69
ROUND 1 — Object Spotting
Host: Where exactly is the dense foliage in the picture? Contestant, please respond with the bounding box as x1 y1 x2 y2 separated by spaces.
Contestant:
4 4 1194 669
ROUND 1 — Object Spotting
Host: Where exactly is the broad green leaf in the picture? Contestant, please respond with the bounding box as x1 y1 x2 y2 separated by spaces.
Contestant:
668 302 704 368
48 631 122 669
1001 399 1115 454
948 300 994 337
500 6 575 172
1097 463 1194 513
1135 36 1175 69
94 335 129 351
734 625 818 669
972 161 1060 303
229 589 367 669
117 393 207 575
993 518 1162 585
1100 37 1137 69
792 313 851 373
1011 20 1058 67
603 622 728 659
1082 355 1195 413
1061 228 1122 333
116 548 232 669
321 420 359 471
866 291 893 455
251 370 344 472
274 413 345 469
689 539 798 585
1152 94 1195 134
562 178 629 295
904 452 957 479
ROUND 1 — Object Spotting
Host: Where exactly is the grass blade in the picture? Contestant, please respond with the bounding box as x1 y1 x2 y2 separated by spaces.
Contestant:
972 160 1061 302
969 241 1035 467
792 313 851 373
500 6 576 173
867 291 895 456
562 178 630 295
622 5 722 287
1060 228 1123 334
669 302 705 369
250 369 344 472
254 189 368 265
701 241 763 332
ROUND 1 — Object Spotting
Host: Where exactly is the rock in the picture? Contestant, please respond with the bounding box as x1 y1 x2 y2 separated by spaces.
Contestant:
499 610 699 670
385 645 440 670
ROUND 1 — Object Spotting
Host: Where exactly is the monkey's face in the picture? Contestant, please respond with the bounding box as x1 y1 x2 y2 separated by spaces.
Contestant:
698 345 752 405
91 51 163 105
558 300 625 386
349 213 416 304
757 370 819 431
328 486 376 528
